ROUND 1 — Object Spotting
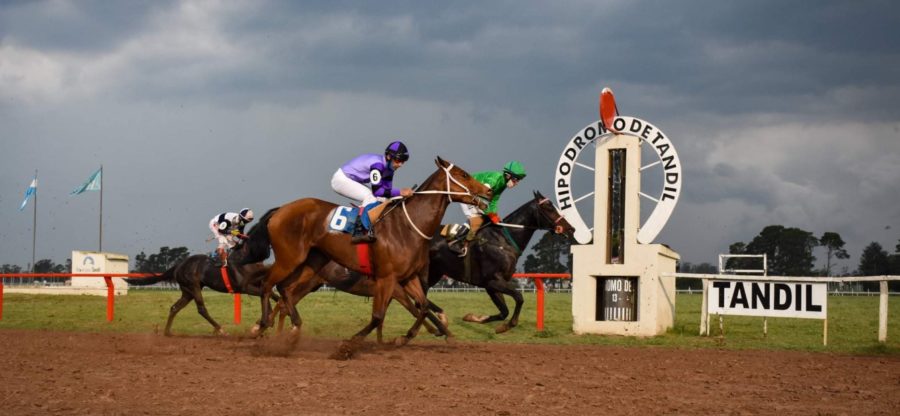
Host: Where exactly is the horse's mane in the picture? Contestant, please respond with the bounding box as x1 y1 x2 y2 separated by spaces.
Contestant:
501 195 538 223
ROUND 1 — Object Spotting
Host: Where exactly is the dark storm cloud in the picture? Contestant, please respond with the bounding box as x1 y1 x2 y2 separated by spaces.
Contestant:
1 0 899 270
0 1 171 52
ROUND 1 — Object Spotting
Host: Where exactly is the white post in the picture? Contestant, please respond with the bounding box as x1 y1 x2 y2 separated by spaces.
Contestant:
700 279 709 336
879 280 888 343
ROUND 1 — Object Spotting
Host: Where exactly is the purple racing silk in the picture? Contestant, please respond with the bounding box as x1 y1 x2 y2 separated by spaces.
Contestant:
340 153 400 198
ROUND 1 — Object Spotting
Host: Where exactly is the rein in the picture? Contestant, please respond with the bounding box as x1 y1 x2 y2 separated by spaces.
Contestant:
495 198 565 231
381 162 478 240
500 227 521 255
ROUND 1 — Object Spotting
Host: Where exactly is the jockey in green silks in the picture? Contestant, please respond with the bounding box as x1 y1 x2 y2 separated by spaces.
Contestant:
451 160 527 256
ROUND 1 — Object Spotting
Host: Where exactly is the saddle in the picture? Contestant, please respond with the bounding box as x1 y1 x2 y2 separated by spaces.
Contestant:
440 223 470 243
209 251 225 267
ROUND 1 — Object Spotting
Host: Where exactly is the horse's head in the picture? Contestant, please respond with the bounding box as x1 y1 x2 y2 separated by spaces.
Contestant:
533 190 575 236
432 156 492 210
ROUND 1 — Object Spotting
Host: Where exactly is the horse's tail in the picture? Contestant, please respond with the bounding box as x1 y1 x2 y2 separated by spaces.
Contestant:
240 207 279 265
124 266 176 286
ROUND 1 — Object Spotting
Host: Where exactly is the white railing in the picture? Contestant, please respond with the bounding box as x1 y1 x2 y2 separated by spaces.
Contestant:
666 273 900 343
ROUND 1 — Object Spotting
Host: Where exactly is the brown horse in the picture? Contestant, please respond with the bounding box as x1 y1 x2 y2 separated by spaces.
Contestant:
272 191 573 336
242 157 491 357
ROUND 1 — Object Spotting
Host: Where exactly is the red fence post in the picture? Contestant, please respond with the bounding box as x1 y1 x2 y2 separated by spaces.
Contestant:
535 278 545 331
104 276 114 322
234 294 241 325
0 278 4 320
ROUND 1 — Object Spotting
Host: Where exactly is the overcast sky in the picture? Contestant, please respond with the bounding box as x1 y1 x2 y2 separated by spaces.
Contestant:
2 0 899 273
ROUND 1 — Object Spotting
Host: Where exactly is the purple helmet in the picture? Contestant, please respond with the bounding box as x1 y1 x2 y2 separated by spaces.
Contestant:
385 141 409 162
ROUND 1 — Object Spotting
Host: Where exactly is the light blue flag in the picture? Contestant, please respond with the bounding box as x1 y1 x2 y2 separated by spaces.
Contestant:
71 167 102 195
19 177 37 211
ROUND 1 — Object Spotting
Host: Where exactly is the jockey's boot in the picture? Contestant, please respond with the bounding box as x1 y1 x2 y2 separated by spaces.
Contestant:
217 247 228 267
350 217 376 244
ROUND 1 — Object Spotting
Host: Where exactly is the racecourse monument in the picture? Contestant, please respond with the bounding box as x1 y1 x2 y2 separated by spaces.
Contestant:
555 88 681 336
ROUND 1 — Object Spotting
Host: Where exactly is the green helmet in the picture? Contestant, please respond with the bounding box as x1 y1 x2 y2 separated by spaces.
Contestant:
503 160 527 180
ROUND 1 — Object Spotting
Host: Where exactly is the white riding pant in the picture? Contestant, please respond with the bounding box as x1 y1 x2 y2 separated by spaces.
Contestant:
460 203 484 219
331 168 380 207
209 219 237 250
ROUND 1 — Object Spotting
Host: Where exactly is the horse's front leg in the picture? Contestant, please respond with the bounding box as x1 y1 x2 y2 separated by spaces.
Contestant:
280 266 326 338
486 278 523 334
252 262 293 336
396 274 451 345
164 292 193 336
330 275 394 360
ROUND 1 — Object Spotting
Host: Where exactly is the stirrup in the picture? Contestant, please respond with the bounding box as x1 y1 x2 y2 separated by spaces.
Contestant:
351 228 376 244
451 241 469 257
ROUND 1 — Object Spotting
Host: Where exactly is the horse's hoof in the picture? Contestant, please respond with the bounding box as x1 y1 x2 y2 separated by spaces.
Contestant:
437 312 449 327
249 324 263 337
463 313 488 323
163 331 174 337
214 328 227 336
329 341 356 360
393 336 410 346
495 324 511 334
288 326 302 342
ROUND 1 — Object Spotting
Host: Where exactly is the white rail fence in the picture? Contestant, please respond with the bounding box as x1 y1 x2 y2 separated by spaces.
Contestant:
667 273 900 344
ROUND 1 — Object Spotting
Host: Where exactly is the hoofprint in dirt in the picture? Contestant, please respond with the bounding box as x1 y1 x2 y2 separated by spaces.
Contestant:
1 330 898 415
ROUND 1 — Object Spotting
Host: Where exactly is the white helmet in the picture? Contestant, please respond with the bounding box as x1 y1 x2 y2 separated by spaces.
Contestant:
239 208 254 223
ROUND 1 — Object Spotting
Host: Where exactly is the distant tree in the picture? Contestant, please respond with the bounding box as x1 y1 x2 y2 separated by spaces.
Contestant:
729 225 818 276
675 262 716 290
30 258 68 284
857 242 890 291
819 232 850 276
524 232 572 274
725 242 759 271
0 264 23 273
523 232 572 289
677 262 716 274
887 239 900 291
133 246 191 273
858 242 889 276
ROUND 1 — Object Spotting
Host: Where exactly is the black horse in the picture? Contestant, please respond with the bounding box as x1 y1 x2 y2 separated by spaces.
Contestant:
426 191 574 333
283 191 573 335
125 246 276 336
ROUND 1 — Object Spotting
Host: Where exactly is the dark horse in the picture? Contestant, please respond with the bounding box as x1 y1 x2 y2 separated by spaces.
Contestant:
278 191 573 335
125 245 273 336
426 191 574 333
241 157 491 357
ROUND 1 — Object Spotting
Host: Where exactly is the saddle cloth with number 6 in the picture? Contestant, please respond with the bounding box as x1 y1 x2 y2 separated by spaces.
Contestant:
326 203 377 234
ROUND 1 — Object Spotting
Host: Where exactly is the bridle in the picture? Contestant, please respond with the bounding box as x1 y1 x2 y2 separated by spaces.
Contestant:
536 198 568 234
394 163 484 240
411 163 480 203
494 197 568 234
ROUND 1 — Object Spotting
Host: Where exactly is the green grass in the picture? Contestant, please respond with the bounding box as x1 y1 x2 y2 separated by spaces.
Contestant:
1 290 898 354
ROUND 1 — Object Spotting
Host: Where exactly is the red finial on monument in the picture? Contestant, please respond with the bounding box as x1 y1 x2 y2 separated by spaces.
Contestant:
599 87 619 133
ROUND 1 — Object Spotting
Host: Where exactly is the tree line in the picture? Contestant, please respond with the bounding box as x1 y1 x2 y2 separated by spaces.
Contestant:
2 225 898 290
0 246 191 284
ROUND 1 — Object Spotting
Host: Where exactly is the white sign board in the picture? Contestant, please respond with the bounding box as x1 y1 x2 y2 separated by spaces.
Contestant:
708 280 827 319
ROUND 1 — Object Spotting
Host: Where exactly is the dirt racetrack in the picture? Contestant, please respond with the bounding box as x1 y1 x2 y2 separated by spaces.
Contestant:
1 329 898 415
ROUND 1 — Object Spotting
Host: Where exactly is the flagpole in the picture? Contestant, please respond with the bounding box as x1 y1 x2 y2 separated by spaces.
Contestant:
32 169 38 273
99 164 103 252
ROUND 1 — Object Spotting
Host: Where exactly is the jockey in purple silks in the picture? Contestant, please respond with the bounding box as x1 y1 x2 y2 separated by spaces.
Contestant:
331 141 413 243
